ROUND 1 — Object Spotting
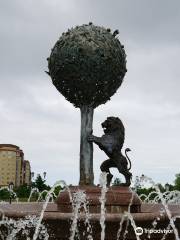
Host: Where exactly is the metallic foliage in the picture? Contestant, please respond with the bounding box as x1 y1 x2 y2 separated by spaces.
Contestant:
47 23 127 108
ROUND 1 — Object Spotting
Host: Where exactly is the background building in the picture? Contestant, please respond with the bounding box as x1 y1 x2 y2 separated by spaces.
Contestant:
0 144 31 187
23 160 31 185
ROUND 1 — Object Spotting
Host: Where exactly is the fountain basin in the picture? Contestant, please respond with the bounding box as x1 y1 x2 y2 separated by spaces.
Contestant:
0 202 180 239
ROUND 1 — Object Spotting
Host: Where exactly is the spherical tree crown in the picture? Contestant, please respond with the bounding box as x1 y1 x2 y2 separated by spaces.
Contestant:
47 23 127 108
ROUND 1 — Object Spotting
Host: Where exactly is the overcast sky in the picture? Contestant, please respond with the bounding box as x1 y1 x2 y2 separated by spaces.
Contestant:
0 0 180 186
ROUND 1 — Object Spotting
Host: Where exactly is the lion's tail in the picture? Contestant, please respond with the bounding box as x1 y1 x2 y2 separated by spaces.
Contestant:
125 148 132 170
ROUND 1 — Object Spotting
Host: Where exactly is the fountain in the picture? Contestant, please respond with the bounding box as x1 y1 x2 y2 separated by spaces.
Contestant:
0 23 180 239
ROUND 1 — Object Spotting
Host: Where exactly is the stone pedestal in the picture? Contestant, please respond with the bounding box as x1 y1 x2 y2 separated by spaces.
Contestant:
56 185 141 213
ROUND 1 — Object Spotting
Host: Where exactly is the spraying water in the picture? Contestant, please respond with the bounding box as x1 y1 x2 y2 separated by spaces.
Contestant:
0 215 48 240
137 175 180 240
69 190 93 240
99 172 108 240
33 180 67 240
0 175 179 240
28 188 39 202
122 189 136 240
0 187 18 203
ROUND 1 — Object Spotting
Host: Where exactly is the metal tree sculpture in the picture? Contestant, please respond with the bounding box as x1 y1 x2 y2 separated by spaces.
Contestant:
47 23 127 185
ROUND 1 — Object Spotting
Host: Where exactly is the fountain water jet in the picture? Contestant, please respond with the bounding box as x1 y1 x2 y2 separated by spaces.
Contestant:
0 174 180 239
99 172 108 240
33 180 67 240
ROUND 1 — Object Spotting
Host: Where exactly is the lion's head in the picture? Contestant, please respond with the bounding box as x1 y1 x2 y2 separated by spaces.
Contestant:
101 117 125 135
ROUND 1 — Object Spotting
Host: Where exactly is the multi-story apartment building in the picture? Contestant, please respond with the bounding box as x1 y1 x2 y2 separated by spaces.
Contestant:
0 144 31 187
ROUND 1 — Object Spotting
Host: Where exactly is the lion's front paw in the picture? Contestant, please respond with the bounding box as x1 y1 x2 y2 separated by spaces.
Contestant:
87 135 95 142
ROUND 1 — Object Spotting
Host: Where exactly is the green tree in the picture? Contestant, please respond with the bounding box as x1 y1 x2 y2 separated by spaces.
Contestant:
164 183 174 191
136 187 158 201
112 178 122 186
32 174 50 192
0 188 10 200
15 184 31 198
174 173 180 190
53 186 62 198
157 183 165 193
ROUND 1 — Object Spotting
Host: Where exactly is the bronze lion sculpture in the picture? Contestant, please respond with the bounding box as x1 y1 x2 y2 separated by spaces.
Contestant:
88 117 132 186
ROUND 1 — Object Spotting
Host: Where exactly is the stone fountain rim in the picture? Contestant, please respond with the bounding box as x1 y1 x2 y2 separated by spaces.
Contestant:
0 202 179 222
0 211 179 222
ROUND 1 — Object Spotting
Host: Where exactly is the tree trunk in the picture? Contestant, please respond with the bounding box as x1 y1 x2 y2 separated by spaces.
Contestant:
79 106 94 185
